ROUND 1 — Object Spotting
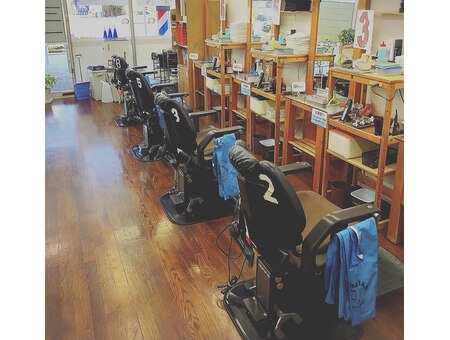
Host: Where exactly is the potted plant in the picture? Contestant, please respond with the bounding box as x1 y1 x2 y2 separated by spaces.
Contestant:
45 73 57 104
337 28 355 65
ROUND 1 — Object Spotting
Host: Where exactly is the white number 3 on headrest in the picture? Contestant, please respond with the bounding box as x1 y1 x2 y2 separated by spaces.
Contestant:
259 174 279 205
171 108 180 122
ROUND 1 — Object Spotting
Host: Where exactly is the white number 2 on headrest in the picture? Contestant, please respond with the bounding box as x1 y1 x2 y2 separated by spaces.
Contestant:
259 174 279 205
171 108 180 122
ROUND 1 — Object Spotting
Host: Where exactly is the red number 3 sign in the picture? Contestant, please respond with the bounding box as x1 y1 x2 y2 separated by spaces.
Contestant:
354 10 374 50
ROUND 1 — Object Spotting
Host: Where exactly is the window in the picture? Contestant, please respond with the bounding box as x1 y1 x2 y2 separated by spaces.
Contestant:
67 0 170 39
67 1 131 38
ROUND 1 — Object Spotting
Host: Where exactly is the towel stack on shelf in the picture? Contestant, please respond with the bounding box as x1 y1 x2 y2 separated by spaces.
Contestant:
285 32 310 54
230 21 247 42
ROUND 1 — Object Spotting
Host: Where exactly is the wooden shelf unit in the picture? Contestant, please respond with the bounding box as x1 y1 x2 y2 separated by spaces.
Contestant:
202 40 262 128
282 94 331 192
321 67 404 243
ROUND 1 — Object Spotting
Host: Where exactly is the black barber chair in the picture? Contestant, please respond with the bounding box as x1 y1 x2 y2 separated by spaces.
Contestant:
155 92 244 225
111 55 149 127
130 78 193 162
223 144 381 340
124 68 167 162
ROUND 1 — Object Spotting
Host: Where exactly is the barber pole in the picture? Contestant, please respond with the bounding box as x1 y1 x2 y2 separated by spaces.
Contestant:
157 10 169 36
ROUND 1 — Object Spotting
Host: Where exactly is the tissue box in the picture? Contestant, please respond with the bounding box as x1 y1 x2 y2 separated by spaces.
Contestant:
205 76 220 90
250 96 275 116
328 130 378 159
265 107 285 119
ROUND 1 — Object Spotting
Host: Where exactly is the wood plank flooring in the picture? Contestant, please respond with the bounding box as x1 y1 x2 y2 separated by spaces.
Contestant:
45 98 403 340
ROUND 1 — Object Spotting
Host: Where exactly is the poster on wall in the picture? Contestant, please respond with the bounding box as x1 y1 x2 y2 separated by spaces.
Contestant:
272 0 281 25
354 10 374 51
220 0 226 21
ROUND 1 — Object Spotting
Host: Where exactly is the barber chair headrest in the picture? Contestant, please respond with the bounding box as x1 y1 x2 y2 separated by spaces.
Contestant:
229 145 306 253
125 69 155 113
112 55 129 88
155 92 197 156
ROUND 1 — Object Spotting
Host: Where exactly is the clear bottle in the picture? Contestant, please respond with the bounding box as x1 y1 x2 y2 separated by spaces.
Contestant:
377 41 388 63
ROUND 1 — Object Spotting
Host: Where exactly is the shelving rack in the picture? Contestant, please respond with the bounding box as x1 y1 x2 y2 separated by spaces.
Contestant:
282 91 333 192
322 67 404 232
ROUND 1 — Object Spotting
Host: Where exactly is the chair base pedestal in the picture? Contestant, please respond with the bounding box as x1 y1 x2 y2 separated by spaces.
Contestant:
159 192 235 225
131 144 163 162
114 115 144 127
223 279 363 340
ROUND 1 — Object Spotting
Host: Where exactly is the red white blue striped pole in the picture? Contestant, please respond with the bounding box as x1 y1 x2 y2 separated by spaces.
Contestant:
157 10 169 36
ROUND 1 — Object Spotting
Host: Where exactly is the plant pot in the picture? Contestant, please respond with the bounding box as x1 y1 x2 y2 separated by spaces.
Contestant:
45 88 53 104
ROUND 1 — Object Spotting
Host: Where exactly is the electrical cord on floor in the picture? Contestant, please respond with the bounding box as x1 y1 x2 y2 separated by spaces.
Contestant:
216 199 248 294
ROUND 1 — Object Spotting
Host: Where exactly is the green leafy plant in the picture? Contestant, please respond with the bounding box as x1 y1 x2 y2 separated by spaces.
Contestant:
338 28 355 45
45 74 57 90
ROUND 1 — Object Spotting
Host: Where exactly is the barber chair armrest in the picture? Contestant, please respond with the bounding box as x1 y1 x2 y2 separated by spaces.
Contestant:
150 82 177 93
196 126 244 165
167 92 189 99
301 204 380 273
142 71 156 76
189 109 218 119
132 65 148 71
278 162 312 175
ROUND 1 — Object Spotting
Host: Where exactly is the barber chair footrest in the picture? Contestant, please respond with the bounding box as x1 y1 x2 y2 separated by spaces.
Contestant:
131 144 163 162
160 192 235 226
114 114 144 127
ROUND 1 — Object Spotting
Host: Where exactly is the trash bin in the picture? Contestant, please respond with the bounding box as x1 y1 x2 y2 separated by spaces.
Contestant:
350 188 375 205
252 134 265 155
330 181 352 208
88 70 106 101
260 138 275 161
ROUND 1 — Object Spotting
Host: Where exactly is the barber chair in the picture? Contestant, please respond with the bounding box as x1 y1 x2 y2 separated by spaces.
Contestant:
130 79 193 162
223 144 382 340
155 92 244 225
111 55 150 127
123 68 168 162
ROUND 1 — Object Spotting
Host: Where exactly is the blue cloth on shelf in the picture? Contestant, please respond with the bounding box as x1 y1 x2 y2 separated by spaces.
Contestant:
212 134 240 200
325 217 378 326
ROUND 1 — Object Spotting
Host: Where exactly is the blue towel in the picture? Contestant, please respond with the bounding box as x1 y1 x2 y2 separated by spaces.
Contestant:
212 134 240 200
325 217 378 326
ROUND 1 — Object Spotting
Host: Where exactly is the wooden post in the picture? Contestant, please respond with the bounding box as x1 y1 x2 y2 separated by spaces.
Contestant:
204 76 210 110
220 46 226 127
306 0 320 94
321 71 337 196
282 99 295 165
273 62 283 166
387 139 404 244
374 86 395 207
313 126 325 193
229 75 237 127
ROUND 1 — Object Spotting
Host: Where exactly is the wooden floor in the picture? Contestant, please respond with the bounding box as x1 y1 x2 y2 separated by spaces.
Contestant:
45 98 404 340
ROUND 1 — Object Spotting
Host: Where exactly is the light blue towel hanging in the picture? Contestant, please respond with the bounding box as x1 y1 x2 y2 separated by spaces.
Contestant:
212 134 240 200
325 217 378 326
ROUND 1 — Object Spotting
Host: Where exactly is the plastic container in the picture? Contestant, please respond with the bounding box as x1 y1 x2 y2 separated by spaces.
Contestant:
328 129 378 159
351 188 375 205
74 82 90 100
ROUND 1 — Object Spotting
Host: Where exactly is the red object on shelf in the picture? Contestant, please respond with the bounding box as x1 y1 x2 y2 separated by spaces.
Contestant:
177 22 187 46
